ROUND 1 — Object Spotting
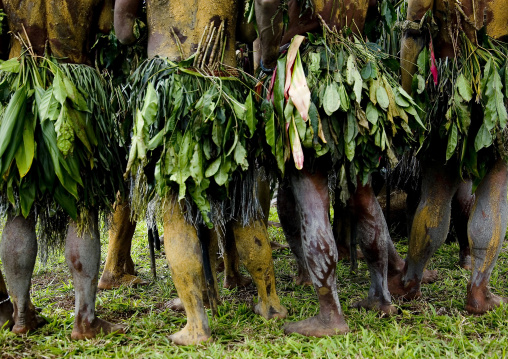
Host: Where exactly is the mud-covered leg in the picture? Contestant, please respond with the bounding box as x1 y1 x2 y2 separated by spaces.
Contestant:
99 200 147 289
277 179 311 286
0 214 45 334
67 210 125 340
0 267 13 329
284 166 349 337
223 227 252 289
163 198 211 345
466 159 508 314
389 162 458 299
349 180 396 315
452 180 474 270
232 220 287 319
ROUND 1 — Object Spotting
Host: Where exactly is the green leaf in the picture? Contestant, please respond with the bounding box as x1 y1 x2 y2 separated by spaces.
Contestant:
274 57 286 119
205 157 221 177
366 103 379 125
346 54 355 85
14 113 35 178
446 123 458 160
345 111 357 143
456 73 473 102
52 70 67 105
54 184 78 220
214 156 231 186
244 92 257 138
361 62 372 80
234 141 248 171
189 143 203 185
0 86 27 159
323 83 340 116
0 58 20 73
345 136 355 161
474 124 492 151
19 180 36 218
141 82 158 127
148 129 164 150
339 84 349 111
212 119 223 149
376 86 389 110
63 76 88 112
263 101 276 155
353 69 363 104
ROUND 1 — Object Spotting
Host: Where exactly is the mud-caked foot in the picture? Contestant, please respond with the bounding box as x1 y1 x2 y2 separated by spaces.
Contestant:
352 298 398 316
465 287 508 315
421 269 438 284
71 317 125 340
294 267 312 287
0 300 14 330
98 273 148 290
169 324 211 345
458 255 472 271
254 301 288 320
11 309 47 334
166 298 185 312
387 273 422 300
284 314 349 337
223 274 252 289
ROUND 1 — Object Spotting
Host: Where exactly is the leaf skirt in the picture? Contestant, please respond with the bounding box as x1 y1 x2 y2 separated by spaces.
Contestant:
125 57 264 229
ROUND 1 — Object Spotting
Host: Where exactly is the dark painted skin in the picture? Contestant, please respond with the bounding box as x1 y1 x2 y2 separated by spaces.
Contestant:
0 0 125 339
393 0 508 314
257 0 405 336
0 267 13 329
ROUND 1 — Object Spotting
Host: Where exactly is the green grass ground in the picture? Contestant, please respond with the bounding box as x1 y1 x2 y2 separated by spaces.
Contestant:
0 208 507 358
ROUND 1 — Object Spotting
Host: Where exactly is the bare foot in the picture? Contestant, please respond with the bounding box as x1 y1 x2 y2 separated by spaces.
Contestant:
169 324 211 345
254 301 288 320
0 299 14 330
11 306 47 334
459 255 472 271
223 274 252 289
294 267 312 287
387 272 422 300
284 313 349 337
167 298 185 312
71 317 126 340
98 273 148 290
466 285 508 314
421 269 438 284
352 298 398 316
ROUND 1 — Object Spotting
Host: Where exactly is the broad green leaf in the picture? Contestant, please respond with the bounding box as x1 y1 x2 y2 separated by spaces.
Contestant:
456 73 473 102
14 114 35 178
63 76 88 112
189 143 203 185
361 62 372 80
141 82 158 126
67 105 93 153
446 123 458 160
212 119 223 148
366 103 379 125
0 58 20 73
263 101 276 155
214 156 231 186
376 86 389 110
394 89 410 107
274 57 286 118
52 70 67 105
474 124 492 151
205 157 221 177
353 69 363 104
0 86 27 159
234 141 248 171
19 180 36 218
148 129 164 150
54 184 78 220
346 54 355 85
345 137 355 161
323 83 340 116
345 111 357 143
339 84 350 111
244 92 257 138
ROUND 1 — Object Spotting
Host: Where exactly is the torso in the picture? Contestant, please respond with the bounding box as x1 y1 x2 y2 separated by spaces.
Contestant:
281 0 371 44
146 0 238 66
3 0 108 64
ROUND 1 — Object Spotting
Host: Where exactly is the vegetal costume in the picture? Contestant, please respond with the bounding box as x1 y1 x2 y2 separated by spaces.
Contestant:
411 33 508 185
261 27 422 200
124 57 265 229
0 54 124 247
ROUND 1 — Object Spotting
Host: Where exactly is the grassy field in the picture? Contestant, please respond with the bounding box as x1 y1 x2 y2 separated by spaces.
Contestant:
0 208 507 358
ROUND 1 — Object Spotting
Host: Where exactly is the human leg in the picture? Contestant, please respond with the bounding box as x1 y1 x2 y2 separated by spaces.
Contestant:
465 159 508 314
0 214 45 334
66 210 125 339
283 166 349 337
